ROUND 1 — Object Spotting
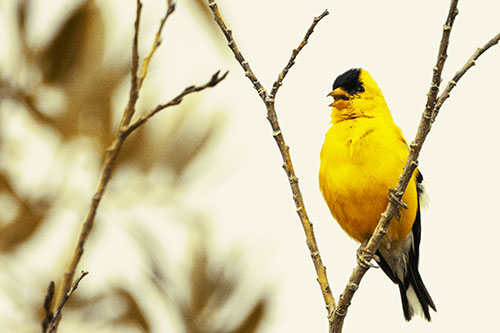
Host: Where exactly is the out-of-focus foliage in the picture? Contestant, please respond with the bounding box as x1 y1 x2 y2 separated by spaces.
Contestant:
58 286 151 332
1 0 127 252
0 0 269 332
135 227 269 333
0 0 220 258
179 241 268 333
0 172 50 252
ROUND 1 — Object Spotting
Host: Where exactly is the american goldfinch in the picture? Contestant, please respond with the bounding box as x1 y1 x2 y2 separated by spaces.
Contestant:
319 68 436 321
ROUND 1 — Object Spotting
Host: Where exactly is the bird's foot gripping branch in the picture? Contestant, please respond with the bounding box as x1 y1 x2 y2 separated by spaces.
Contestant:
207 0 500 332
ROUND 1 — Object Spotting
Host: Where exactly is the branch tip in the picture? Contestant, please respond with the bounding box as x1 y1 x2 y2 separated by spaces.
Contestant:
208 70 229 87
318 8 330 19
207 0 335 321
50 1 225 330
330 3 500 331
45 271 89 333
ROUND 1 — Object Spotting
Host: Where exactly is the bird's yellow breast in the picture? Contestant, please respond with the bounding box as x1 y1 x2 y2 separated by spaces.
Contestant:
319 117 418 247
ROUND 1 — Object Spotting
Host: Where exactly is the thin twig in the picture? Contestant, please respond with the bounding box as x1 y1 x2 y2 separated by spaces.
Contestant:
270 10 329 98
207 0 335 319
57 0 145 306
432 31 500 121
330 1 500 331
49 2 226 331
207 0 267 101
138 0 176 90
45 271 88 333
121 0 143 128
41 281 55 332
126 70 228 134
331 1 459 330
425 0 459 113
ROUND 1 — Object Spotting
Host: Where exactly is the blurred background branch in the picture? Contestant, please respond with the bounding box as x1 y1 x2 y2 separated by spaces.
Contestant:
2 0 497 332
0 0 268 332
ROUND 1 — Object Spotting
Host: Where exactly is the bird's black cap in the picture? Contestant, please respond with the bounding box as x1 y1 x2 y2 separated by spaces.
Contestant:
332 68 365 95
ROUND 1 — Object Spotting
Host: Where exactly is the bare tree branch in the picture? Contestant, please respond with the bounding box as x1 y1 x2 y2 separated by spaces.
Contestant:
121 0 143 128
41 281 55 332
207 1 267 100
43 271 88 333
331 1 460 330
425 0 459 112
432 31 500 121
138 0 176 90
207 0 335 319
48 2 227 331
270 10 329 98
331 1 500 331
125 70 228 134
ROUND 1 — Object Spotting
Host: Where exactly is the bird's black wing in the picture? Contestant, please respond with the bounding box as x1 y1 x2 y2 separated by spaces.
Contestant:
376 170 436 321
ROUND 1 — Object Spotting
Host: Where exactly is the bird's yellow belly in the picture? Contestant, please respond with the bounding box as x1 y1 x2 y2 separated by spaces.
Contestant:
319 125 417 246
326 168 390 242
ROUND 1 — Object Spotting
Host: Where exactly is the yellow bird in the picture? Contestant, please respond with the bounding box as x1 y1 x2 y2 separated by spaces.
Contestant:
319 68 436 321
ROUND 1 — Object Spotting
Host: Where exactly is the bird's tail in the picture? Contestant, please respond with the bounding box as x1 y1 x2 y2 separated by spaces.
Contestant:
376 247 436 321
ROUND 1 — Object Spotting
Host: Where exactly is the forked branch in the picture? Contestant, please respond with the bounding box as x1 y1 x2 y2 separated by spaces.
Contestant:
209 0 499 332
43 271 88 333
331 0 499 331
207 0 335 319
432 31 500 121
44 1 227 331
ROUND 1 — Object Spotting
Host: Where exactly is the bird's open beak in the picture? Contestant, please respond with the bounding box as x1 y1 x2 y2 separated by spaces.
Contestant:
327 88 349 107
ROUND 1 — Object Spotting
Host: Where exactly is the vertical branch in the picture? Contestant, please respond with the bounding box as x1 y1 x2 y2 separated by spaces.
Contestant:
269 10 329 99
432 31 500 121
46 2 227 331
331 1 499 331
207 0 267 101
59 135 126 299
58 0 145 306
425 0 459 113
137 0 176 90
121 0 143 128
45 271 89 333
331 2 459 331
207 0 335 319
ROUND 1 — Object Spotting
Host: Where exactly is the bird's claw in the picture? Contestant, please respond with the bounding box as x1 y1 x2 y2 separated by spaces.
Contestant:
357 247 379 269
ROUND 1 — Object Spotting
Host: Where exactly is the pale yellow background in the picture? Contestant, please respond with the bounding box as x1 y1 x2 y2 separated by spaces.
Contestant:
1 0 499 332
